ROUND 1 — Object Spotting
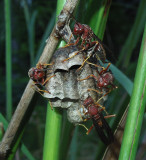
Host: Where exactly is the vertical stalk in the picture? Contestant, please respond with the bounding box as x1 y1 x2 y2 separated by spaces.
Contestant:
43 107 63 160
34 12 55 65
43 0 66 159
89 0 112 39
119 24 146 160
5 0 12 120
23 0 37 66
117 0 146 68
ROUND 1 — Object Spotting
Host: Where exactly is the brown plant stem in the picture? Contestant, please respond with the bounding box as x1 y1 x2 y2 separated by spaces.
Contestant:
102 106 129 160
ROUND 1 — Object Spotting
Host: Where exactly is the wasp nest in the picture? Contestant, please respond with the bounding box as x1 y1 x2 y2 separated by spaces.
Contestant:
43 45 106 123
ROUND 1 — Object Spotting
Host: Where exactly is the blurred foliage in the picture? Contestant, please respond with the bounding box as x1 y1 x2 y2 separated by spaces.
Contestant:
0 0 145 160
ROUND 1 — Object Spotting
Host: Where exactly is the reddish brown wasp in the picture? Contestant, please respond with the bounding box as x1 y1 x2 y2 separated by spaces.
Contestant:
78 63 118 99
28 63 55 94
81 96 115 145
62 16 111 71
73 22 106 58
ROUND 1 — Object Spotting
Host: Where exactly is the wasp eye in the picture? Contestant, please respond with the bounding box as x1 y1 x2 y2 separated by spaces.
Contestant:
73 23 84 35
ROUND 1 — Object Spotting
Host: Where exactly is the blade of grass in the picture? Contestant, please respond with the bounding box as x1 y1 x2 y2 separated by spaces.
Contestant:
117 0 146 68
119 24 146 160
8 129 25 160
43 106 63 160
60 111 74 160
0 113 36 160
135 114 146 160
5 0 12 121
21 144 36 160
34 12 55 65
89 0 112 39
28 10 38 65
22 0 30 30
22 0 38 66
68 127 79 160
42 0 66 159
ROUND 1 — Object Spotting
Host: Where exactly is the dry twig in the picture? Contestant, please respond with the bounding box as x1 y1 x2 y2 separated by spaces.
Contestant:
102 106 129 160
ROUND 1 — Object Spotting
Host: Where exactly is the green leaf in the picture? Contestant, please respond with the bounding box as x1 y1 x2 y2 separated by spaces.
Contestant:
43 106 63 160
117 0 146 68
119 24 146 160
34 12 55 65
5 0 12 120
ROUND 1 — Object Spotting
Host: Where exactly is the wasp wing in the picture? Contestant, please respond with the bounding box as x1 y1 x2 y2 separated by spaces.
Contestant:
92 113 114 145
93 33 116 63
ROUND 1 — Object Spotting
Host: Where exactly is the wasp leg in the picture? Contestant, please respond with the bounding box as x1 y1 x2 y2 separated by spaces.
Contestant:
76 56 91 72
87 88 103 94
96 103 109 115
96 89 113 104
62 34 82 48
104 114 116 119
86 125 94 135
62 50 80 62
77 124 89 133
99 63 111 74
33 82 51 94
62 46 86 62
42 75 55 85
110 83 118 89
36 88 51 94
36 62 54 68
61 33 75 48
86 61 104 69
78 74 98 81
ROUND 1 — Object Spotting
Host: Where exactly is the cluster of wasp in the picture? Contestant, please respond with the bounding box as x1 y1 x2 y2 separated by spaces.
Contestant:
28 17 117 145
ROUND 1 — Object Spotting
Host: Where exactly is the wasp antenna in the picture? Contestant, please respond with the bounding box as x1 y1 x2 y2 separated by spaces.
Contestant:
66 10 77 23
72 15 77 23
47 72 54 75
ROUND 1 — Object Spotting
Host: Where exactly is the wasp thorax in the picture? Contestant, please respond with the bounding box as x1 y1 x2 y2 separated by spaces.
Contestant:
88 104 98 116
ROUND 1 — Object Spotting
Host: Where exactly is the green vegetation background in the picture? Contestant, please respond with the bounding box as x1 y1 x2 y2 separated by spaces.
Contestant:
0 0 146 160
